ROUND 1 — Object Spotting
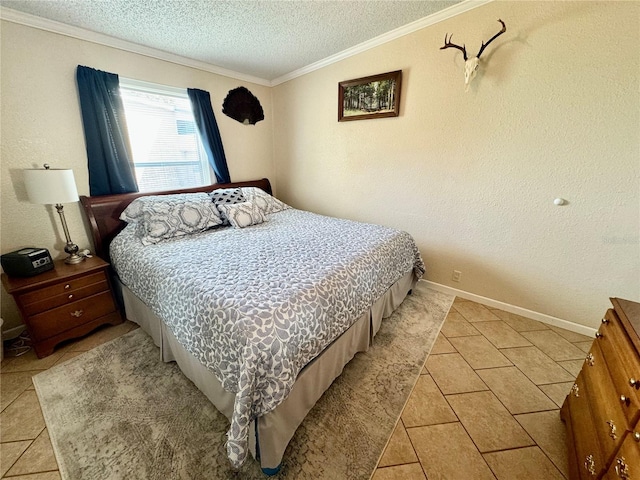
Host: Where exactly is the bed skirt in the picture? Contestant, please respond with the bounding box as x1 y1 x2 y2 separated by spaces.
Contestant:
117 269 416 472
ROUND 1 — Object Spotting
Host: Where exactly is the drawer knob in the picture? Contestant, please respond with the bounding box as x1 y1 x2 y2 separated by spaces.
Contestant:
601 317 609 324
620 395 631 406
571 383 580 397
584 454 596 476
64 284 71 290
70 310 84 318
585 353 595 366
630 378 639 389
68 294 74 300
606 420 618 440
615 457 630 479
634 431 640 442
595 332 604 339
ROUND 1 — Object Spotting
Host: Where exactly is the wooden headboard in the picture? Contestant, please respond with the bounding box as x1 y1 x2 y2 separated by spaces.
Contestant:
80 178 272 261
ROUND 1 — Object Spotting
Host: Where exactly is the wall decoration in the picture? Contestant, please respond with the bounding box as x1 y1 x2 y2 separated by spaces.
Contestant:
222 87 264 125
440 19 506 91
338 70 402 122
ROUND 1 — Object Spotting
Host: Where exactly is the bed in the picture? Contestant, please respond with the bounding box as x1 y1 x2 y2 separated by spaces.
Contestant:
80 178 425 474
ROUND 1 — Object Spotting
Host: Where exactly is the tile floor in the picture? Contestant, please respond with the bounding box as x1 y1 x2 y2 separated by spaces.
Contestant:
371 296 594 480
0 297 593 479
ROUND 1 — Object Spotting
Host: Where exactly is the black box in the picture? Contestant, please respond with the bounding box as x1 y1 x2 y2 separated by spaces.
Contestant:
1 247 54 277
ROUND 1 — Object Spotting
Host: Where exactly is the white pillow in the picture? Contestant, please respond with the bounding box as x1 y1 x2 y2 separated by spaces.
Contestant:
217 201 267 229
240 187 290 215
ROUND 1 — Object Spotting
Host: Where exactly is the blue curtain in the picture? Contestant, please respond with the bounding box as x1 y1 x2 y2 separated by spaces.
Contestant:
76 65 138 195
187 88 231 184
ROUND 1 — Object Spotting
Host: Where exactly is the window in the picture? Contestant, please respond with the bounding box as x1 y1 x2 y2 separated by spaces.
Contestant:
119 79 211 192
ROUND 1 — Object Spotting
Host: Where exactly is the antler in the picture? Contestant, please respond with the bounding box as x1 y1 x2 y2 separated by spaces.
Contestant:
440 34 468 61
476 19 506 59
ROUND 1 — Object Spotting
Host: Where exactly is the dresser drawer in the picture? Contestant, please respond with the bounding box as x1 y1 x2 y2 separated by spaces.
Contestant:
28 291 116 341
597 309 640 426
568 372 606 479
18 271 107 306
582 340 630 463
604 432 640 479
23 280 109 316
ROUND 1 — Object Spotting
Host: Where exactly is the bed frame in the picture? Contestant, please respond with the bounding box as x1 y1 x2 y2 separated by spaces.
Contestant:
79 178 416 475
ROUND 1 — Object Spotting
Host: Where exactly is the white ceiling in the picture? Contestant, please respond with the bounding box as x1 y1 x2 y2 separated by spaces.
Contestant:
0 0 474 84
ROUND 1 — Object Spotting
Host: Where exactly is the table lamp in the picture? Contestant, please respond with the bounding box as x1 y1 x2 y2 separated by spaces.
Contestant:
23 164 84 264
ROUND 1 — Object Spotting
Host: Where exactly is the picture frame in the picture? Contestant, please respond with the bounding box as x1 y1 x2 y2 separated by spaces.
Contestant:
338 70 402 122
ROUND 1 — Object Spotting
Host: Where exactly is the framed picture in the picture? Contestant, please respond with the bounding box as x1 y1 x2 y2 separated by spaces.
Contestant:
338 70 402 122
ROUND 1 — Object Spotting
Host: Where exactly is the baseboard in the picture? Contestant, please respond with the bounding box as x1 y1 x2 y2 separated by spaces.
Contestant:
421 280 598 338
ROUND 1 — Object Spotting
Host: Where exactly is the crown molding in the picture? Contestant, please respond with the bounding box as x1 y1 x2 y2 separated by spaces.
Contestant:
270 0 493 86
0 6 271 87
1 0 492 88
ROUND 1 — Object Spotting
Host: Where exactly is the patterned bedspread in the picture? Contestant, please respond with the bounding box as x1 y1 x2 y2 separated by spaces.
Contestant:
110 208 425 467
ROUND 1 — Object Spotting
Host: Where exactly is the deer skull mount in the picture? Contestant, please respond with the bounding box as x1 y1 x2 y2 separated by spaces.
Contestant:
440 19 506 91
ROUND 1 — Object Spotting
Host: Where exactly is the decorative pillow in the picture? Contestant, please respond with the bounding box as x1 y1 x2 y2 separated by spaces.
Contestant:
120 193 223 245
217 201 266 229
209 188 246 225
208 188 245 205
240 187 290 215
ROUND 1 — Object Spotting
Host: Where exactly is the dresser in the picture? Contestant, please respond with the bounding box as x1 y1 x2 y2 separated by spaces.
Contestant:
561 298 640 479
1 256 122 358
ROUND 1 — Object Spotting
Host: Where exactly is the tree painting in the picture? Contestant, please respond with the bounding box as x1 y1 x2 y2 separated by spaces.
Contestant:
338 71 402 122
343 79 395 115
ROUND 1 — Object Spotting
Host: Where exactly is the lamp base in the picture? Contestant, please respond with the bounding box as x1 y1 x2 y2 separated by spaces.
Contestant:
64 253 85 265
64 241 83 265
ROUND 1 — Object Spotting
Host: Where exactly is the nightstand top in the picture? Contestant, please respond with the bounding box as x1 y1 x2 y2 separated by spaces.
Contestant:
1 256 109 294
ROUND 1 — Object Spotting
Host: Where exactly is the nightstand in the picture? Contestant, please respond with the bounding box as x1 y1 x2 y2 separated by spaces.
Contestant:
1 256 122 358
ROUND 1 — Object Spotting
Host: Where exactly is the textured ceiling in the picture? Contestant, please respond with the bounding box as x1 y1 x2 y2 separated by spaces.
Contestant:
1 0 462 82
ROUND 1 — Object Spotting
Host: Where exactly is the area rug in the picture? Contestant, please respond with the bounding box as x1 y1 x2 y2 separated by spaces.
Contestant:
33 282 453 480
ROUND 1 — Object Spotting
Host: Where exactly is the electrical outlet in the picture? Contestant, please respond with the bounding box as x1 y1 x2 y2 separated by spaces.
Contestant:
452 270 462 282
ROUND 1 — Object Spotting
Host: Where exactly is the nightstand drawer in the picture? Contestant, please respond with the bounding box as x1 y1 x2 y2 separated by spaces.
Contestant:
18 271 107 305
23 280 109 316
29 291 116 341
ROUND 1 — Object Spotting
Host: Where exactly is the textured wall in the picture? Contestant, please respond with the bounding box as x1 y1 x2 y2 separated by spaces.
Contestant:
272 1 640 327
2 1 639 333
0 21 275 330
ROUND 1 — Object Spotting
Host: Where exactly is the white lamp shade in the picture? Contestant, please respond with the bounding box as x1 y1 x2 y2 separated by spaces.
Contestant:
24 168 79 204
